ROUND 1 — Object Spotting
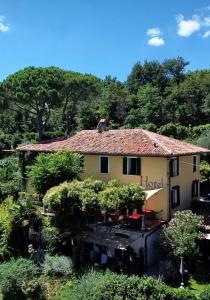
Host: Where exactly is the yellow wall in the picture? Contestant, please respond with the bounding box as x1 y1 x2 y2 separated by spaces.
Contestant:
82 155 170 220
82 155 168 186
82 154 200 221
170 155 200 216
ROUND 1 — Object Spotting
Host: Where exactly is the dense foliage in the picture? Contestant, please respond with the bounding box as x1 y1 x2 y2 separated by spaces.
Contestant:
162 210 204 258
0 155 22 201
61 270 196 300
41 254 73 277
0 195 42 258
28 151 83 196
0 257 43 300
0 59 210 149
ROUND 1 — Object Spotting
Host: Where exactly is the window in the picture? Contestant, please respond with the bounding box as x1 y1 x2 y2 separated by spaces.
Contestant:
171 186 180 208
123 157 141 175
170 157 179 177
100 156 109 174
80 155 84 168
193 156 197 172
192 180 199 197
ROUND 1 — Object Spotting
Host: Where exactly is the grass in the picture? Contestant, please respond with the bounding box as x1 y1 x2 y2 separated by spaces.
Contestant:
50 279 77 300
189 278 210 296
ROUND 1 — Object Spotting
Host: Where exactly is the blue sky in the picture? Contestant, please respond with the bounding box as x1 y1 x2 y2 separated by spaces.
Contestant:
0 0 210 81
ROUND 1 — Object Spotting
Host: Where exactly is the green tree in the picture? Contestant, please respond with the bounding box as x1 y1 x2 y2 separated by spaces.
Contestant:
0 155 22 201
28 151 83 196
2 67 65 141
61 72 101 133
163 56 189 84
98 76 129 127
162 210 204 258
200 160 210 183
197 130 210 149
127 60 168 94
138 84 166 125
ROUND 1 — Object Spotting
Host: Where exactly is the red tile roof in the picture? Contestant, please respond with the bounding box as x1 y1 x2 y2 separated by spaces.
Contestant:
16 129 210 157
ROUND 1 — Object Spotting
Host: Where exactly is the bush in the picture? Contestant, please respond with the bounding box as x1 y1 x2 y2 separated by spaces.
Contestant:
66 270 196 300
0 155 22 201
41 254 74 277
158 123 189 140
28 151 83 196
0 258 42 299
199 286 210 300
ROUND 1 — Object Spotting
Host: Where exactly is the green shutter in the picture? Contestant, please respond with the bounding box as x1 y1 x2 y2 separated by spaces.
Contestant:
123 157 127 174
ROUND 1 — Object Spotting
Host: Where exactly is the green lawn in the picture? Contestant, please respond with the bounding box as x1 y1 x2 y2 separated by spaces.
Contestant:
188 278 210 297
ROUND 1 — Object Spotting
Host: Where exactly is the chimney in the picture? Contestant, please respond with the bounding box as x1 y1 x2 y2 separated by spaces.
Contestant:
97 118 108 133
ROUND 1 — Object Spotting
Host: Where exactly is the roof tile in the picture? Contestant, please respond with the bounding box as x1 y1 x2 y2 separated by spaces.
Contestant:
16 129 210 157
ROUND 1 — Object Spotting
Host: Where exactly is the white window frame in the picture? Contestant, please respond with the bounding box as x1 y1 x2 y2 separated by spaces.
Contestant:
99 156 109 174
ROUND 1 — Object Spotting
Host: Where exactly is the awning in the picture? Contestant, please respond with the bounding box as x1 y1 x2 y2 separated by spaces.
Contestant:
145 188 163 200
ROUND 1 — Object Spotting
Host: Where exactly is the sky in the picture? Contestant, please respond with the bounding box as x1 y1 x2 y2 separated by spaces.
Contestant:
0 0 210 81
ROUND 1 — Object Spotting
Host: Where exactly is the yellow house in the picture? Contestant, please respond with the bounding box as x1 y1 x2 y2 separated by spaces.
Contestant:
17 126 210 221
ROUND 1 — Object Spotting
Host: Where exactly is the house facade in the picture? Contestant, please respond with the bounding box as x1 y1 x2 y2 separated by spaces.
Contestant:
17 125 210 221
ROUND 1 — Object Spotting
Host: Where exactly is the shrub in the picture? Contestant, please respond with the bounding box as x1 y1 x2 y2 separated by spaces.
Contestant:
28 151 83 196
0 258 41 299
0 196 42 258
199 286 210 300
41 254 73 277
200 160 210 183
0 155 22 201
66 270 196 300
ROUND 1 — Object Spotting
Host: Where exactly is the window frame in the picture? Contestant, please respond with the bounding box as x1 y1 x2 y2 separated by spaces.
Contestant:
170 157 179 177
99 155 109 174
123 156 141 176
171 185 180 209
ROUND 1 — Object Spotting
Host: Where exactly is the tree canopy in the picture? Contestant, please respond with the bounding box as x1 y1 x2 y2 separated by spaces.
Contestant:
28 151 83 196
162 210 204 258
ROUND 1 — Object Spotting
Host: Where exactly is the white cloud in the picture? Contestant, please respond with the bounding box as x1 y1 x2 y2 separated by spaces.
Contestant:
146 27 165 46
146 27 162 37
148 36 165 46
202 30 210 38
204 17 210 26
176 14 201 37
0 15 10 32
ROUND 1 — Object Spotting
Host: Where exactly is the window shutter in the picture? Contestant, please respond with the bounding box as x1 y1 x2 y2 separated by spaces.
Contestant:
123 157 127 174
195 181 198 197
192 181 199 197
191 182 194 198
170 160 173 177
171 189 174 209
177 157 179 176
136 158 141 175
177 186 180 206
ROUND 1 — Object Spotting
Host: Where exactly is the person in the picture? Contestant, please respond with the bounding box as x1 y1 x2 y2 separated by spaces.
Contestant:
100 250 108 268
